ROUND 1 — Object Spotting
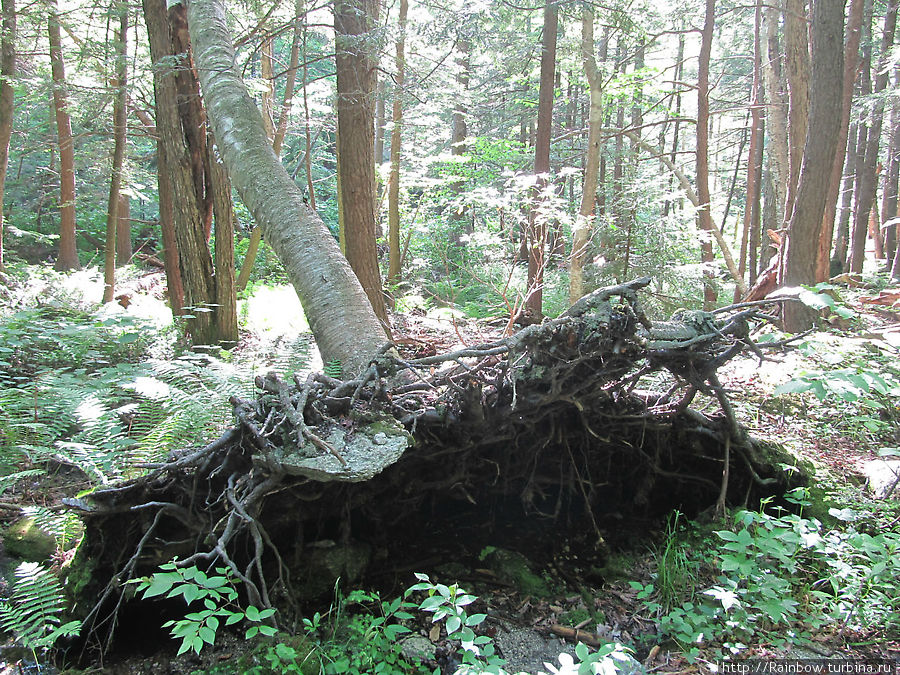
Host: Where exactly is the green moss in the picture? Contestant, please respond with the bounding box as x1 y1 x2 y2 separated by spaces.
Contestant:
481 548 553 598
2 516 56 562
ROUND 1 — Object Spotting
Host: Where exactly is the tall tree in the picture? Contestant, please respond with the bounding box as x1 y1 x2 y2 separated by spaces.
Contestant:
386 0 407 286
0 0 14 270
569 3 602 304
188 0 387 374
783 0 810 224
334 0 389 326
102 6 128 303
143 0 234 345
696 0 718 309
48 0 79 271
780 0 845 331
525 0 558 319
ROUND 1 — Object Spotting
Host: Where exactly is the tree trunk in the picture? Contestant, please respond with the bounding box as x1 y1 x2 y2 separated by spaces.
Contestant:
209 133 238 345
783 0 810 224
0 0 14 271
48 0 79 271
116 194 132 265
103 9 128 303
832 126 857 272
737 0 765 301
157 143 185 316
816 0 864 280
697 0 718 309
882 91 900 264
334 0 390 328
188 0 388 375
271 0 303 159
780 0 845 332
762 4 789 229
525 0 558 320
260 35 275 142
386 0 407 286
849 0 898 274
569 5 602 304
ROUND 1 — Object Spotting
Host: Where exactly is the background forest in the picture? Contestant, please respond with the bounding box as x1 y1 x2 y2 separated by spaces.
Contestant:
1 0 900 672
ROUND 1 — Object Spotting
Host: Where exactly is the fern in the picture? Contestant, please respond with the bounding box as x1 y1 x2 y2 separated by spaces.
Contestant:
0 468 45 497
22 506 83 551
0 562 81 652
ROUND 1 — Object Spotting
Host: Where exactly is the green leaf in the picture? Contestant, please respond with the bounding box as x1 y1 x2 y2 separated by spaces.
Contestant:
446 615 462 634
141 575 176 599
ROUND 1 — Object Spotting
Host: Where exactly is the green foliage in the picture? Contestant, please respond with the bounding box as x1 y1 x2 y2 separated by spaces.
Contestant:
298 586 427 675
632 491 900 661
409 573 636 675
0 562 82 654
134 561 277 656
652 512 698 612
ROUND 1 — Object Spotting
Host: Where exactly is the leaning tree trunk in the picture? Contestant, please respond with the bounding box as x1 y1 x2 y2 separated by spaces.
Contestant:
188 0 387 375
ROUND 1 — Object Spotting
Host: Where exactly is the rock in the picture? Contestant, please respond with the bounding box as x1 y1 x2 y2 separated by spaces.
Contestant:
2 517 56 562
399 634 435 662
481 547 553 598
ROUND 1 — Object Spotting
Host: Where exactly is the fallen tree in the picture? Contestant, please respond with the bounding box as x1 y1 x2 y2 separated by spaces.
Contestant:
67 277 808 654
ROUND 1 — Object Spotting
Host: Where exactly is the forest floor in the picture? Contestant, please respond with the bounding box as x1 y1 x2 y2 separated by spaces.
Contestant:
1 268 899 674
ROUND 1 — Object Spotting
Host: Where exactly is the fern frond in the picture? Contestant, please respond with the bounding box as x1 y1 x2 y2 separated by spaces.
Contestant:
0 562 81 651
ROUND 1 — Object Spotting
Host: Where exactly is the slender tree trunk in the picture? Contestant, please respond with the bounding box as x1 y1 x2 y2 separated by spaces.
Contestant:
0 0 14 270
260 35 275 141
832 126 857 271
48 0 79 271
525 0 558 319
209 133 238 345
882 89 900 263
374 80 386 165
188 0 388 374
662 30 684 219
569 5 603 304
272 0 303 158
387 0 407 286
780 0 845 332
763 4 789 228
850 0 898 273
816 0 864 280
116 194 131 265
103 9 128 303
335 0 389 327
737 0 765 301
697 0 718 309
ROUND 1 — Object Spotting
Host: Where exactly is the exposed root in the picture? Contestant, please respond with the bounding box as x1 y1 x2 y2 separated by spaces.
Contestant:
70 278 808 654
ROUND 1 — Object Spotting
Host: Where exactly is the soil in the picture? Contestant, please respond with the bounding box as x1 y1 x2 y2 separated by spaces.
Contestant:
1 278 899 673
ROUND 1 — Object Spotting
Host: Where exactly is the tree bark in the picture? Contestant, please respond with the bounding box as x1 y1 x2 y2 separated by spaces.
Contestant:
569 5 603 304
832 125 857 272
697 0 718 309
209 133 238 345
737 0 765 301
525 0 558 319
0 0 14 271
334 0 390 327
188 0 388 375
783 0 810 224
387 0 407 286
762 6 789 232
103 9 128 303
780 0 845 332
882 90 900 264
48 0 79 271
816 0 864 280
157 143 185 316
116 194 132 265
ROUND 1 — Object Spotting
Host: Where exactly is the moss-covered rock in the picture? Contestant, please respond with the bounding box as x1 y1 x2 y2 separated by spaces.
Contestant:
480 547 553 598
2 516 56 562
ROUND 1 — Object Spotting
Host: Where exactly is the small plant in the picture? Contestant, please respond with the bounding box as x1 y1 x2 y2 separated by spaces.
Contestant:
0 562 82 662
134 561 276 655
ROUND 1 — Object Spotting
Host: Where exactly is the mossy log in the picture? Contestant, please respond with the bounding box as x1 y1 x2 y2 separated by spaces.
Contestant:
67 278 808 653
